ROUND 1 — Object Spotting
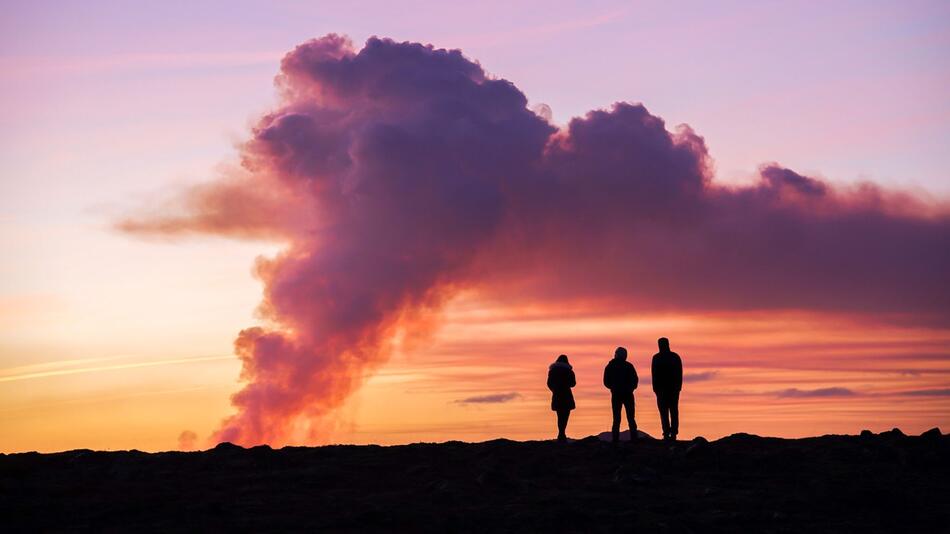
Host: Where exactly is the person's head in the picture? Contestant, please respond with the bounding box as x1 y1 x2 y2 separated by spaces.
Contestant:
614 346 627 360
658 337 670 352
556 354 569 364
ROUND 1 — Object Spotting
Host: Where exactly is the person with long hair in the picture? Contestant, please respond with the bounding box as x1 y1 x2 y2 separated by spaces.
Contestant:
547 354 576 442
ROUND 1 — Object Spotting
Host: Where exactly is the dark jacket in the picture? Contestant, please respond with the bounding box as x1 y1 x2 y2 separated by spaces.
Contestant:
547 362 576 411
651 351 683 393
603 359 638 394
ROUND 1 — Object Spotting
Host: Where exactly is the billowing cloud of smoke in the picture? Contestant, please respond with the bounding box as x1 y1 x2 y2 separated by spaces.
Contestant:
119 35 950 446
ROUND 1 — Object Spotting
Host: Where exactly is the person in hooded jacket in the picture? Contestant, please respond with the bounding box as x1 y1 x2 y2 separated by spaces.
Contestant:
603 346 638 442
547 354 576 442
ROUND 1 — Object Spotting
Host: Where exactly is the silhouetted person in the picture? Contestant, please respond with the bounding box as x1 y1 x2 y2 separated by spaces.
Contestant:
547 354 576 442
651 337 683 441
603 346 638 442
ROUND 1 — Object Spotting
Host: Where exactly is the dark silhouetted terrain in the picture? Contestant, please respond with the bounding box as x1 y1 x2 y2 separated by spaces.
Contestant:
2 429 947 532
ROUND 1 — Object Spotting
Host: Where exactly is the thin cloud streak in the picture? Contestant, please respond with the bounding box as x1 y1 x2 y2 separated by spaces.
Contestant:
0 384 218 414
898 388 950 397
462 8 628 48
453 392 522 404
685 371 719 382
0 51 284 77
776 387 857 398
0 355 133 376
641 370 719 386
0 355 232 383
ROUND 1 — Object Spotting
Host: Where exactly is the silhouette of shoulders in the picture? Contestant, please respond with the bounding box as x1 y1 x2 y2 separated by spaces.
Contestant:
548 361 576 389
651 351 683 392
604 359 638 392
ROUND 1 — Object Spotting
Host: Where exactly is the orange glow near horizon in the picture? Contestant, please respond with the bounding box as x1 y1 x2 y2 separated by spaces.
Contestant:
2 295 947 453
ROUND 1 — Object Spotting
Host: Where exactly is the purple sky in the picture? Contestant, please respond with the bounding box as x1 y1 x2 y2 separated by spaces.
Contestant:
3 1 949 225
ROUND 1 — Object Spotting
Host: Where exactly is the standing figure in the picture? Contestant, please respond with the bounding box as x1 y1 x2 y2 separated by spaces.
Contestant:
547 354 576 442
651 337 683 441
603 346 638 443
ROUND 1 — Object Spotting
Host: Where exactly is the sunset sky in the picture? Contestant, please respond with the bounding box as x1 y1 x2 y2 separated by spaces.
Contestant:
2 0 948 453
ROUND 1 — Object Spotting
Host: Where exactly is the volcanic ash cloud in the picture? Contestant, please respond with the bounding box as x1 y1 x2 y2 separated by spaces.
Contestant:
119 34 950 446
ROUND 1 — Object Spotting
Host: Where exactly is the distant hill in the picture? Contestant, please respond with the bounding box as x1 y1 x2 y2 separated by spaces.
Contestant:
1 429 947 532
594 429 657 441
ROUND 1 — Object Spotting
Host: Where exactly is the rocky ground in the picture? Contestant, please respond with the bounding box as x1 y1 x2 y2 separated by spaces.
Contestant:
1 429 947 532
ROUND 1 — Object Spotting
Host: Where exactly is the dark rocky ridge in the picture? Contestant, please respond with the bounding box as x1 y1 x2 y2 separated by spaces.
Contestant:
1 429 947 532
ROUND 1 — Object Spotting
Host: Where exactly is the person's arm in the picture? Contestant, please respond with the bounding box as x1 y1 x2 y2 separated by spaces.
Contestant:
547 369 555 392
569 369 576 388
651 355 659 393
631 364 639 390
603 365 611 389
674 354 683 391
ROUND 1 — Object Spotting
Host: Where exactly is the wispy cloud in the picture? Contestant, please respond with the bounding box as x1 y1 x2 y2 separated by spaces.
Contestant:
776 387 856 398
453 392 522 405
0 384 217 414
0 355 232 383
641 370 719 386
0 51 283 78
898 388 950 397
462 8 627 48
685 371 719 382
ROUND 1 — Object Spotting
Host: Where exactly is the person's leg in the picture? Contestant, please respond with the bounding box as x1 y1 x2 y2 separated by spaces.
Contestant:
557 409 569 441
669 391 679 439
611 394 622 442
624 394 637 439
657 394 671 439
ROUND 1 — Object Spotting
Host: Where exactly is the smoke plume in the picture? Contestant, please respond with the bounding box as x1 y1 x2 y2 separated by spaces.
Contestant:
119 35 950 445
